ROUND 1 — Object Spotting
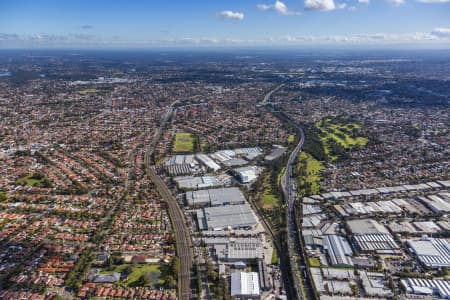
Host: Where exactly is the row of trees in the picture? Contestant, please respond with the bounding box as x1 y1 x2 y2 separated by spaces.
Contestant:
65 247 94 292
292 155 316 198
205 258 230 300
303 125 327 162
159 256 179 289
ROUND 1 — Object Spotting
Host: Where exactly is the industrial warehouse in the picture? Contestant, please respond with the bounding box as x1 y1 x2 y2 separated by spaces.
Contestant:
174 175 222 190
231 272 260 299
401 278 450 299
164 147 264 176
204 237 263 262
407 237 450 269
163 144 280 300
232 166 262 184
196 203 258 231
163 143 275 300
348 219 401 255
323 235 354 267
185 187 246 207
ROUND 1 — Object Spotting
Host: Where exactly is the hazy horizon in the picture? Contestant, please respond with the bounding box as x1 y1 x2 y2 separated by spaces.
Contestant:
1 0 450 49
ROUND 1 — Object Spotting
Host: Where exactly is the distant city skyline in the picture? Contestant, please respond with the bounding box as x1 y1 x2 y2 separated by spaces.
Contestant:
1 0 450 48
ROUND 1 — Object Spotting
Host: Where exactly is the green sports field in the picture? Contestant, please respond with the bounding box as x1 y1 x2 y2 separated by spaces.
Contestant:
172 132 195 153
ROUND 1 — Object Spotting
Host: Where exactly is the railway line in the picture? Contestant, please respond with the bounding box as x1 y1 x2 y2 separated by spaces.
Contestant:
144 105 193 300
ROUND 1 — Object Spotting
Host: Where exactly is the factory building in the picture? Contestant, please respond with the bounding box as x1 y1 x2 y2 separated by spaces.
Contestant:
360 272 393 298
353 233 401 255
401 278 450 299
233 166 261 183
231 272 260 299
347 219 390 235
185 187 246 207
418 193 450 213
407 237 450 269
323 235 354 267
347 219 400 254
165 154 198 175
210 150 248 167
204 237 263 262
195 154 221 172
196 203 258 231
234 147 263 160
174 175 222 190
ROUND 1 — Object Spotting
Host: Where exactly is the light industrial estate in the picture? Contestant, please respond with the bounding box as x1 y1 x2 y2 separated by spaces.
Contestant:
0 49 449 300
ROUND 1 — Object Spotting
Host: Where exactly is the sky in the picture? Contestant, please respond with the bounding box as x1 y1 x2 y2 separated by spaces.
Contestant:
1 0 450 48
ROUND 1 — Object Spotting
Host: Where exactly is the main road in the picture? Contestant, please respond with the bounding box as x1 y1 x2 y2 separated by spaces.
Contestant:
144 104 193 300
279 118 315 300
280 125 304 300
261 83 285 105
262 83 314 300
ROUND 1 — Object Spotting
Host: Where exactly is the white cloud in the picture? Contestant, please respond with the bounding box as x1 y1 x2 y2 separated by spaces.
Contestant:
274 1 290 14
257 1 301 15
431 27 450 37
166 32 449 46
257 4 271 10
161 31 448 45
304 0 345 11
216 10 244 21
0 33 19 41
1 29 450 48
387 0 405 6
265 31 449 44
0 32 101 47
349 0 369 11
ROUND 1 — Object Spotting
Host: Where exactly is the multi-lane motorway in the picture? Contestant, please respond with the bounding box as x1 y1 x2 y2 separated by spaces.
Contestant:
280 124 305 300
262 83 285 105
261 83 314 300
280 121 315 300
145 106 193 300
262 82 314 300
